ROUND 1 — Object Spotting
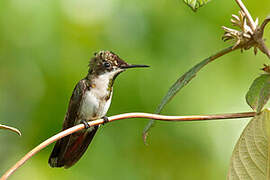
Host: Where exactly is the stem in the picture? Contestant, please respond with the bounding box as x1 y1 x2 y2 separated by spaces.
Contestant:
0 111 255 180
260 16 270 33
0 124 21 136
257 16 270 58
234 0 256 31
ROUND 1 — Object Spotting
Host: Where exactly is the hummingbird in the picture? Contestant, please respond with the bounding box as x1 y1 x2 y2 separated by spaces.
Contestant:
48 50 149 168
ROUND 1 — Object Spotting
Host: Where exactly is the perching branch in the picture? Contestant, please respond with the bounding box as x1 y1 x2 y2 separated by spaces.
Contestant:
0 111 255 180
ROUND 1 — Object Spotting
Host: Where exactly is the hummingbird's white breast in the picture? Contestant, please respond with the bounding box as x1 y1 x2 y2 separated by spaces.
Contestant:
80 90 112 120
80 70 120 120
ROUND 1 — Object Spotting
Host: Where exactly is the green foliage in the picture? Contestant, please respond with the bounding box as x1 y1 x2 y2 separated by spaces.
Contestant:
246 74 270 112
228 109 270 179
183 0 211 12
0 124 21 136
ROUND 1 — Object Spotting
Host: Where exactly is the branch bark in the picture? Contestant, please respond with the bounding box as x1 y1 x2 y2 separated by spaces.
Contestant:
0 111 255 180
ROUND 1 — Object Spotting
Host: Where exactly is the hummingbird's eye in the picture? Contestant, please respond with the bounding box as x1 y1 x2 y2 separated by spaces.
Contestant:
104 62 111 68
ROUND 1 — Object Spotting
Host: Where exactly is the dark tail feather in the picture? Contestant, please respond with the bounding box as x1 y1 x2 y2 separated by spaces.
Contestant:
48 126 98 168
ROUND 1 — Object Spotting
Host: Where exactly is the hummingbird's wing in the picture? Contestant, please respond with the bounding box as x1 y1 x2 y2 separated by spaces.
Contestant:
48 79 98 168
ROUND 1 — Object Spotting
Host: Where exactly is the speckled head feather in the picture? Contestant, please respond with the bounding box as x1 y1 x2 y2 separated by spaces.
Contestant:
88 50 129 75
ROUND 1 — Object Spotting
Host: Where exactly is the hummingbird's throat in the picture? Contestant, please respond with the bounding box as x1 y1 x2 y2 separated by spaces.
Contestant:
89 69 122 96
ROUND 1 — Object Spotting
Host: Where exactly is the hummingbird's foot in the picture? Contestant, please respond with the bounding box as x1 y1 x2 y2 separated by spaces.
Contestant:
102 116 109 125
81 120 90 129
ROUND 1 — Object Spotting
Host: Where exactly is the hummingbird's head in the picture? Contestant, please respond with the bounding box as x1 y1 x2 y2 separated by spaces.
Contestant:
88 50 149 76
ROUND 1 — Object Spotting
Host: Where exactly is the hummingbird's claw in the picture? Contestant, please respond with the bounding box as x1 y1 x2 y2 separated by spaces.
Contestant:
81 120 90 129
102 116 109 125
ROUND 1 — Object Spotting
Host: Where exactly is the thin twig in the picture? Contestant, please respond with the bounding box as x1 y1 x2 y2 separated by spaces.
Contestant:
234 0 256 31
256 16 270 58
0 111 255 180
0 124 21 136
259 16 270 33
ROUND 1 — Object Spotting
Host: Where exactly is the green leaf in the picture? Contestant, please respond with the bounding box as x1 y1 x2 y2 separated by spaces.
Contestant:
228 109 270 179
0 124 21 136
246 74 270 112
183 0 211 12
143 46 234 144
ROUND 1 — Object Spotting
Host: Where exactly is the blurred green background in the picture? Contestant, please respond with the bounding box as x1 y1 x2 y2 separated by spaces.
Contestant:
0 0 270 179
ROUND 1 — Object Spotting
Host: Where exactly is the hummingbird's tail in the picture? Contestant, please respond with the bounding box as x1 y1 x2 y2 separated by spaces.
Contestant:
48 126 98 168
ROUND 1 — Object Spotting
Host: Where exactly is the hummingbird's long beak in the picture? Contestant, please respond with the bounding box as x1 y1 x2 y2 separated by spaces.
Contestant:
121 64 150 69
